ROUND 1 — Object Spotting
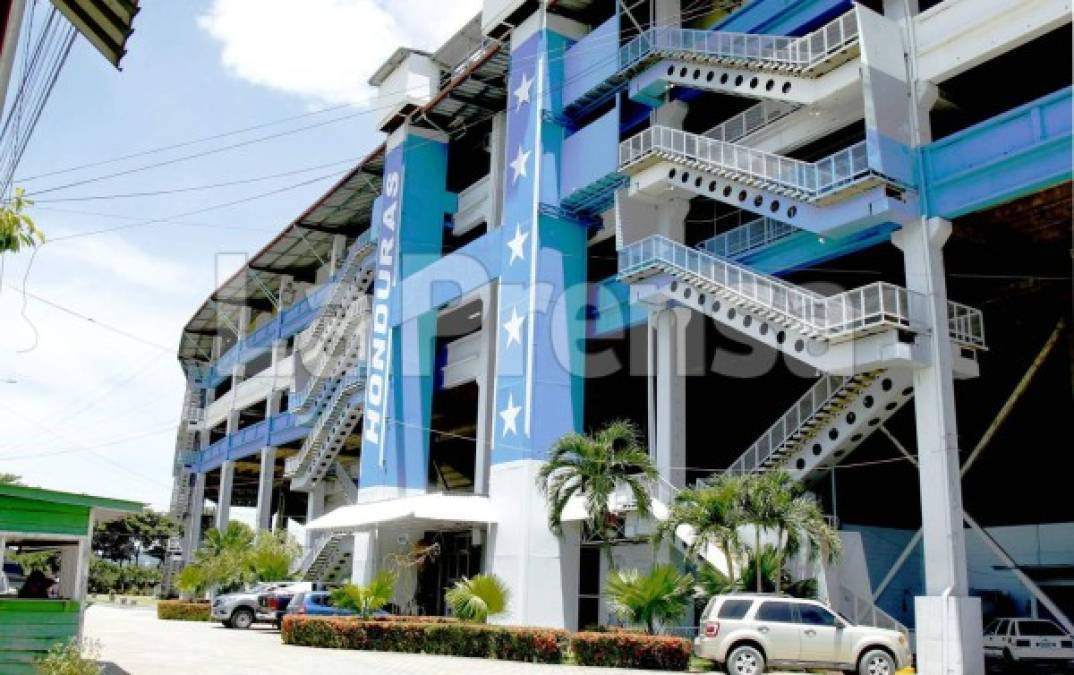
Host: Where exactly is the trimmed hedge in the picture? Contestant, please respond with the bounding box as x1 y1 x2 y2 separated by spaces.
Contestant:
570 631 691 671
282 616 565 663
157 600 212 622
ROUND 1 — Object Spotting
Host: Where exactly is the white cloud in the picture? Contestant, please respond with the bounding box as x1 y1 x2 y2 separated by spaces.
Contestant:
198 0 483 106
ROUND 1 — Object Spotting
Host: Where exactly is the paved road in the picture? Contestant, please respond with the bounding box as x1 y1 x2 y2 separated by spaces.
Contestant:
85 604 696 675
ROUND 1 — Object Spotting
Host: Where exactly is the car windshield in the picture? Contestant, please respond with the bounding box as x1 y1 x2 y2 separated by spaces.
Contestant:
1017 620 1066 637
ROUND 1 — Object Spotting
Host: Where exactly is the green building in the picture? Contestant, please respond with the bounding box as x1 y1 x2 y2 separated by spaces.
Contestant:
0 484 142 673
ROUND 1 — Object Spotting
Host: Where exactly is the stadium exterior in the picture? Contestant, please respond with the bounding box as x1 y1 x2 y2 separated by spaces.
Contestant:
168 1 1073 672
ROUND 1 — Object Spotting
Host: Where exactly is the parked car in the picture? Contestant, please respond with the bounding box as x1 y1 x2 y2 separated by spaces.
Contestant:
984 617 1074 670
694 593 912 675
257 581 334 627
212 581 297 629
285 591 358 618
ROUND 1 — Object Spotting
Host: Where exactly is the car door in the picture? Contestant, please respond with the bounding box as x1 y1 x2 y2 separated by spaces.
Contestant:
752 601 801 663
796 603 848 666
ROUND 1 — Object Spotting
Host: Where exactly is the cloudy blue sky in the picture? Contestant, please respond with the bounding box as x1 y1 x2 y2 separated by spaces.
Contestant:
0 0 481 510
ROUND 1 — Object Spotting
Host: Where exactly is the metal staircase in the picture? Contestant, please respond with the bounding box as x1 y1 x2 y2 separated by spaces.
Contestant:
298 533 352 582
704 100 801 144
620 236 986 375
620 125 879 205
730 370 914 482
296 232 376 348
285 370 367 492
293 294 371 418
565 10 859 117
169 375 204 518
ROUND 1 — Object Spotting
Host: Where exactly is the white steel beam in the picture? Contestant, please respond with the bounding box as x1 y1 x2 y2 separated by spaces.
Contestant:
914 0 1071 84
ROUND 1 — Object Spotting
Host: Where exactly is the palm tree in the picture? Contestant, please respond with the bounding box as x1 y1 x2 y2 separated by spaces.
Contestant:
653 472 745 587
605 564 693 634
331 570 396 617
738 470 841 592
444 573 509 623
202 521 254 556
245 530 300 581
537 420 656 562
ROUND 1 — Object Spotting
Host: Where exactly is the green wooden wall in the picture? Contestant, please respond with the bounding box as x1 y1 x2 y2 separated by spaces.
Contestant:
0 599 80 674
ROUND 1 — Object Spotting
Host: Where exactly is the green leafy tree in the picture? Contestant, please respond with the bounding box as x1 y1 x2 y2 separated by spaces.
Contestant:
654 473 745 587
330 570 396 618
693 564 735 599
88 558 121 594
0 473 23 485
605 564 693 634
737 544 781 593
245 530 300 581
176 564 212 598
0 188 43 254
538 420 656 563
444 573 509 623
12 549 60 574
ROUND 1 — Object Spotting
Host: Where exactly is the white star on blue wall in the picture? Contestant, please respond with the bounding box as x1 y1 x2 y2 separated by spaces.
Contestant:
506 223 528 265
499 394 522 437
503 307 525 348
513 70 533 110
510 145 530 184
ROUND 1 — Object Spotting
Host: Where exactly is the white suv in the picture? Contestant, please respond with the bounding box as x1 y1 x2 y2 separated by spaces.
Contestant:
694 594 911 675
983 617 1074 669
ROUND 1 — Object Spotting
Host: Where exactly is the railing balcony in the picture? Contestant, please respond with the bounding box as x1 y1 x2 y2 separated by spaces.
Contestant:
618 9 858 73
619 125 872 199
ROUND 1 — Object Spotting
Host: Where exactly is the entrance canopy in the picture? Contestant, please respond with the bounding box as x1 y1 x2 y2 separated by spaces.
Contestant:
306 494 496 533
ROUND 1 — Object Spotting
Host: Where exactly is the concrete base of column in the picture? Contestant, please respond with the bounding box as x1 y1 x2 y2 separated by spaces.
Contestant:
914 595 985 675
487 460 580 630
350 531 376 585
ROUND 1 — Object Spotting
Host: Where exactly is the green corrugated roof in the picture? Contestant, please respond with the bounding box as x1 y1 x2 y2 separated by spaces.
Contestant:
50 0 140 69
0 484 143 513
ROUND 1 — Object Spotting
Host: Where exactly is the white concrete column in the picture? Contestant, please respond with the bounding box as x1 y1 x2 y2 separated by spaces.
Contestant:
59 543 79 599
474 284 499 495
657 197 690 242
186 472 207 558
277 274 296 308
329 234 347 274
654 0 682 28
215 461 235 531
653 308 687 489
488 112 507 229
305 482 326 548
255 447 276 531
350 530 377 585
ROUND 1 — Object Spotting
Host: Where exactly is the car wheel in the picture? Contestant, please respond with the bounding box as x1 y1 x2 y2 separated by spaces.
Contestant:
858 648 895 675
230 607 255 630
221 619 233 628
725 644 765 675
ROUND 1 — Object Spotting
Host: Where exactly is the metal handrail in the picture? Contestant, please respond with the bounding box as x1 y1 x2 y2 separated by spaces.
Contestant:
285 369 367 480
837 584 909 635
619 9 858 73
698 217 798 258
728 375 847 474
704 100 799 143
619 125 871 199
293 295 371 414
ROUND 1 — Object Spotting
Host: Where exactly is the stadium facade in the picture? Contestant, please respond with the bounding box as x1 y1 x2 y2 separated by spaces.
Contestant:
168 1 1073 671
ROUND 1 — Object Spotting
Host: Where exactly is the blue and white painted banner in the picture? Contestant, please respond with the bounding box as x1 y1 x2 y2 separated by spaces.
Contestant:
363 142 404 466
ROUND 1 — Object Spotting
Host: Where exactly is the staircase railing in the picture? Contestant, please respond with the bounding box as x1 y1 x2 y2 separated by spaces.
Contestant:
295 533 331 575
619 125 871 199
293 295 370 415
698 217 797 259
619 9 858 73
620 236 987 349
837 584 909 635
295 230 374 350
728 375 847 474
285 369 367 480
704 101 800 143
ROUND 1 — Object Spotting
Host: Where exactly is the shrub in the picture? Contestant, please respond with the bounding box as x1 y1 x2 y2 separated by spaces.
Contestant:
570 631 691 671
157 600 211 622
281 616 565 663
444 573 509 623
35 638 101 675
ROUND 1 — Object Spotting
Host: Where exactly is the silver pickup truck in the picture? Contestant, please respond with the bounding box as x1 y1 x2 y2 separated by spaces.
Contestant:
212 581 301 629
